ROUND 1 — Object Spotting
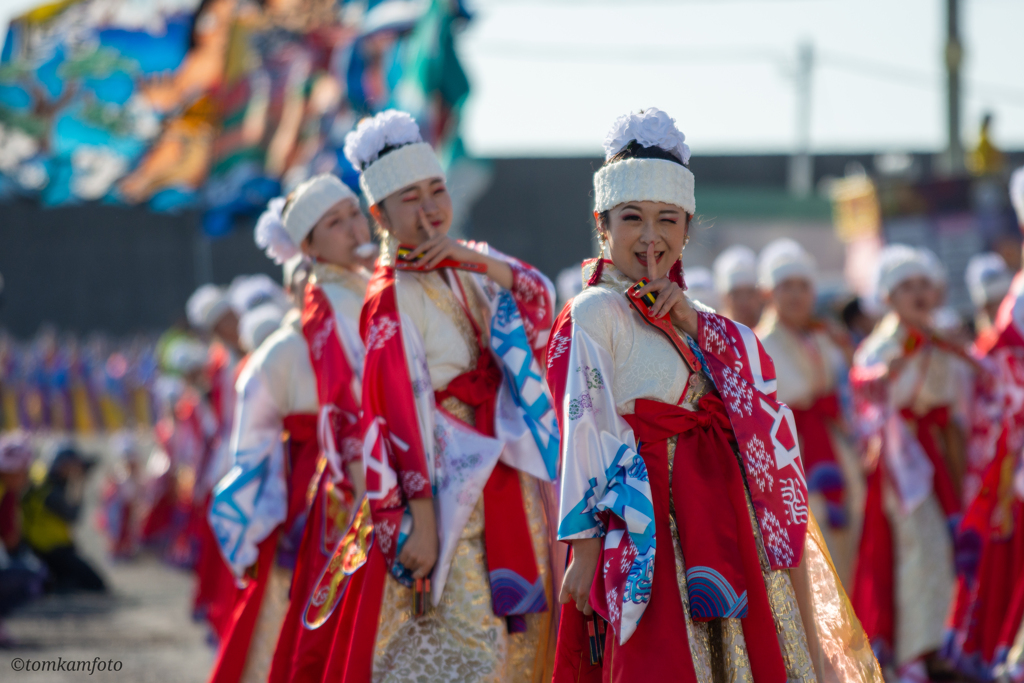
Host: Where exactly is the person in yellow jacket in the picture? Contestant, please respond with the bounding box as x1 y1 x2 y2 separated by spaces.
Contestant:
22 446 106 593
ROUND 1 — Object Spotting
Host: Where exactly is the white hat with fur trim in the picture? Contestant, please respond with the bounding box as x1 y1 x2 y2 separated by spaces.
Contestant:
965 252 1012 307
186 284 232 331
713 245 757 294
343 110 445 206
875 244 931 298
239 303 286 352
758 238 816 290
593 108 695 216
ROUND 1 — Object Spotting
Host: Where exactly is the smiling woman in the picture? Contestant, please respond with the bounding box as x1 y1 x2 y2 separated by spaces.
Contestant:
548 108 881 683
323 109 561 682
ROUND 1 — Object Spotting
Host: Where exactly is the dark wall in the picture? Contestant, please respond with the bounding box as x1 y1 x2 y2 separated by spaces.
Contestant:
466 157 601 280
0 200 275 337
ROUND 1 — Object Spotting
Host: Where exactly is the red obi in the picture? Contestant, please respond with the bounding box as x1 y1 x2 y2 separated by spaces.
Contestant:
555 394 788 683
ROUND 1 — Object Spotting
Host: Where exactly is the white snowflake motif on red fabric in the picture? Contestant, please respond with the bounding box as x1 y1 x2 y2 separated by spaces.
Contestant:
401 471 429 496
720 366 754 416
511 262 545 304
547 331 571 368
365 316 400 352
780 477 809 524
759 510 795 567
746 435 774 493
377 519 396 555
340 437 362 465
310 317 335 361
701 312 731 356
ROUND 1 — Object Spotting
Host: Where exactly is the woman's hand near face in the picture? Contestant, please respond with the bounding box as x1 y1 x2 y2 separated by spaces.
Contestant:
559 537 601 615
637 242 698 337
408 210 514 289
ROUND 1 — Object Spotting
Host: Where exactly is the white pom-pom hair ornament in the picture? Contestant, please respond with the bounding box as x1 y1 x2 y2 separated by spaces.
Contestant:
603 107 691 165
343 109 446 206
594 108 696 215
254 197 298 265
343 109 424 171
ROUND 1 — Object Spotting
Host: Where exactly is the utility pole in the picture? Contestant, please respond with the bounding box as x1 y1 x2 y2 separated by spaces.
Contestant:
788 41 814 198
944 0 964 174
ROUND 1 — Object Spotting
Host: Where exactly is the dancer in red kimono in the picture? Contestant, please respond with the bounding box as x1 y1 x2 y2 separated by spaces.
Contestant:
851 244 967 683
320 109 561 682
185 284 244 637
756 238 860 586
944 168 1024 682
207 175 367 683
263 174 374 683
549 108 878 683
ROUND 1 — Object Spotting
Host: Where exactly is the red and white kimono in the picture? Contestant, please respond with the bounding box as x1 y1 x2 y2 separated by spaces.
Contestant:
944 272 1024 681
267 263 368 683
207 310 320 683
549 260 879 683
850 312 964 670
758 315 862 585
325 241 561 682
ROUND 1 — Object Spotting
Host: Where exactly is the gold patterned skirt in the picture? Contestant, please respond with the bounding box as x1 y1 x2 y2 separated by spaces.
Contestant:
371 398 556 683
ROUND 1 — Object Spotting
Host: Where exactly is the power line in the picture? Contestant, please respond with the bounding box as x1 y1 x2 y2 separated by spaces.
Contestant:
469 41 1024 106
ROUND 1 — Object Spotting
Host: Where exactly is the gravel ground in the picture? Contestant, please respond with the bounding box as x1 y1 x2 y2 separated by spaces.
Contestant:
2 435 216 682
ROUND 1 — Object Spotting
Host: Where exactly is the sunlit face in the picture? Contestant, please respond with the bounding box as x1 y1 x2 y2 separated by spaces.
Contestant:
374 177 452 247
598 201 689 283
302 198 371 268
772 277 816 329
888 275 934 329
725 285 764 329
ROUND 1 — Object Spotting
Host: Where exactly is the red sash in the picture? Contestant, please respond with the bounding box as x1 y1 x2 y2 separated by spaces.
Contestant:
555 395 788 683
435 349 545 627
303 281 361 472
790 393 847 528
900 406 961 519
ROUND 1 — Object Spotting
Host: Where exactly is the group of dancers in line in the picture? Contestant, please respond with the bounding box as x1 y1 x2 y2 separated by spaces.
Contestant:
161 105 1024 683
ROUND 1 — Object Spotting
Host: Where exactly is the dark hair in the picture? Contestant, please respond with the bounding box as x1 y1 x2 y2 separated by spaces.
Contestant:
604 139 686 168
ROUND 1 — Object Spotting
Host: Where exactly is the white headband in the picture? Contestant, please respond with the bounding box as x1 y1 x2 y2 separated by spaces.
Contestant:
965 252 1012 307
359 142 445 206
713 245 758 294
186 284 231 331
282 174 357 246
593 158 695 215
758 239 816 290
876 245 930 297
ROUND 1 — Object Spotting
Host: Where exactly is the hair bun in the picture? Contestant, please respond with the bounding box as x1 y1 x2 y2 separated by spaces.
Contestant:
603 108 690 165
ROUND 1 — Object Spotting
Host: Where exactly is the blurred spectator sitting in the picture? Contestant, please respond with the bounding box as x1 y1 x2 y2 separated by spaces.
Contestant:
21 445 107 593
0 432 46 646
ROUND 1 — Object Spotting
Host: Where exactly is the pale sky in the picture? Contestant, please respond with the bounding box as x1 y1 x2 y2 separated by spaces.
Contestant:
2 0 1022 158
